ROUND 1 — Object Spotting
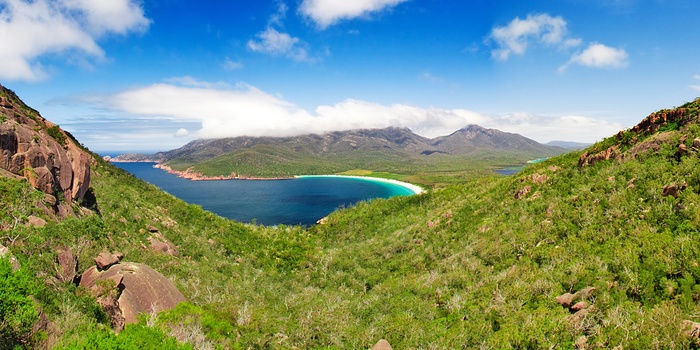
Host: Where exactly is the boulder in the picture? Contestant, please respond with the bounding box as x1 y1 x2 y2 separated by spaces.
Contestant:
663 182 688 198
56 247 77 282
555 287 596 311
570 301 588 312
554 293 576 308
371 339 393 350
94 251 124 270
27 215 46 228
148 232 178 256
80 262 186 325
98 295 126 332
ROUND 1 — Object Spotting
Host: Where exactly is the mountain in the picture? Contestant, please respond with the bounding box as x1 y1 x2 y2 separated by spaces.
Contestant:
4 84 700 348
112 124 564 180
546 140 592 149
432 124 554 153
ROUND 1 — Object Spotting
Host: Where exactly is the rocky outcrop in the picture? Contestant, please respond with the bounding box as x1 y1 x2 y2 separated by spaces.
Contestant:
514 185 531 199
630 108 689 135
80 260 186 327
578 146 619 167
0 84 92 218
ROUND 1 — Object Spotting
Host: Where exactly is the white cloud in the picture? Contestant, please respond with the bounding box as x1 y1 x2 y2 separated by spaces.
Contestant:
222 58 243 71
268 0 288 27
84 81 622 145
560 42 629 72
300 0 407 29
175 128 190 137
0 0 149 81
420 72 444 84
692 75 700 92
248 27 311 62
489 13 580 60
61 0 150 35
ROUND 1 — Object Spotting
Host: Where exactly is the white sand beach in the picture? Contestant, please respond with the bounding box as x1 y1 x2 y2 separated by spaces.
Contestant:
295 175 425 195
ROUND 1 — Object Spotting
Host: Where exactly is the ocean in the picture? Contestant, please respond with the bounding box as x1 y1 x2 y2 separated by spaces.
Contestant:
112 162 416 226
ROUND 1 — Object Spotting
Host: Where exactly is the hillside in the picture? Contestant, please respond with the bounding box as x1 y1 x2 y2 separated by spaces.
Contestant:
4 84 700 348
113 125 564 183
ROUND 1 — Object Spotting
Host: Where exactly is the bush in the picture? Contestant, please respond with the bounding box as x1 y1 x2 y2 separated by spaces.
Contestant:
0 257 39 349
59 323 191 350
47 125 67 147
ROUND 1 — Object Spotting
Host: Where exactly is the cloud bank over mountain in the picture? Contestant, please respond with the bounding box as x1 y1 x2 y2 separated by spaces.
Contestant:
78 78 622 150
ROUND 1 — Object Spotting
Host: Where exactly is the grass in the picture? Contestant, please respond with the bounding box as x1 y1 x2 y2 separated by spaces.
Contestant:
3 97 700 348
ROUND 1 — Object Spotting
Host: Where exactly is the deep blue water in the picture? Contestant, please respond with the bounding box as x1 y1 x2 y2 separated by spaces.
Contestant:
113 162 415 226
494 167 523 176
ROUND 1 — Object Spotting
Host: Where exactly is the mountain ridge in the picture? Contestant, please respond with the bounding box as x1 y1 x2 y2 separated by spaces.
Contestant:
110 124 565 181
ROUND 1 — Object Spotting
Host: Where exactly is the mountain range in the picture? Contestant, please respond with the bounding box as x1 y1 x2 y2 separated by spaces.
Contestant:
112 124 565 180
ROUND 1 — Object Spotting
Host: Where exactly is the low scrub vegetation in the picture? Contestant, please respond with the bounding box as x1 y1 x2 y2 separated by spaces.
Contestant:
3 100 700 348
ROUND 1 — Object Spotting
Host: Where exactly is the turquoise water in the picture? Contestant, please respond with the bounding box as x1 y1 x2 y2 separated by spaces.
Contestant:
113 162 414 226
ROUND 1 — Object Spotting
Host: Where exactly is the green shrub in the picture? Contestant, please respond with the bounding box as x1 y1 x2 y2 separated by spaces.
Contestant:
58 323 191 350
47 125 67 147
0 257 39 349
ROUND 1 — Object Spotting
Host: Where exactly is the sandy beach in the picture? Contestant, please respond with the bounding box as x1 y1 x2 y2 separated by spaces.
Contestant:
295 175 425 195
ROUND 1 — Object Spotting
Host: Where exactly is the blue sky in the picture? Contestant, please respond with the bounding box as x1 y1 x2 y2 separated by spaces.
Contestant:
2 0 700 152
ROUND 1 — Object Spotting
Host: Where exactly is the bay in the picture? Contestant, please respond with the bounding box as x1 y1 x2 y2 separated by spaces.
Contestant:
113 162 416 226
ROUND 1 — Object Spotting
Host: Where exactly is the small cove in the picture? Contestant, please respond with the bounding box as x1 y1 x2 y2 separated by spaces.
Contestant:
113 162 417 226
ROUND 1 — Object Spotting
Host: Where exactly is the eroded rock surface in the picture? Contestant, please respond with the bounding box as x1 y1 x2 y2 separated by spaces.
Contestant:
80 262 186 325
0 84 91 218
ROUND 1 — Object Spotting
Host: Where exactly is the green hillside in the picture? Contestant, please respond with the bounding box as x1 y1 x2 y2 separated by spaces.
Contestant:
4 98 700 348
129 125 565 186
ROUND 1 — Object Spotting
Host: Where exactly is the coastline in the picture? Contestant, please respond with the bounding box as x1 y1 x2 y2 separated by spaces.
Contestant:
153 163 293 181
295 175 425 195
123 160 425 193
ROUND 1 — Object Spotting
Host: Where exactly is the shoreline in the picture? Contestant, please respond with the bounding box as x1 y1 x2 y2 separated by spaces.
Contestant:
130 161 424 194
295 175 425 195
153 163 293 181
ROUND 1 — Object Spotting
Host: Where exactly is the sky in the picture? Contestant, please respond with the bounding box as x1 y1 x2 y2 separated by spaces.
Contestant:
2 0 700 153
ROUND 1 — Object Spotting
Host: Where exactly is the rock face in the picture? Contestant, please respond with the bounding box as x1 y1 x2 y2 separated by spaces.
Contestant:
56 247 78 283
80 262 186 325
631 108 689 135
0 84 91 218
